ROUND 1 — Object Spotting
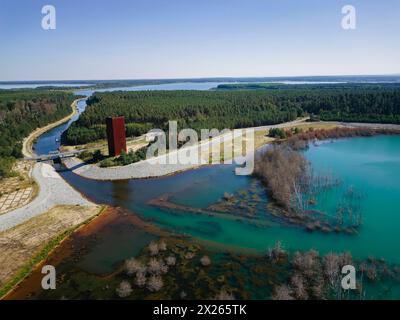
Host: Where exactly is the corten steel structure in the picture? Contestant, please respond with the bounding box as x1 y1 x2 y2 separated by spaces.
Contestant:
106 116 127 157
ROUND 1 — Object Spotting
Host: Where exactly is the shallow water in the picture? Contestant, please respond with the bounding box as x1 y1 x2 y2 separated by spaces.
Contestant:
59 135 400 265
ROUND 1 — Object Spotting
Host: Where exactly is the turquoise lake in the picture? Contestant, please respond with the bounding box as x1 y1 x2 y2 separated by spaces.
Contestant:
60 135 400 265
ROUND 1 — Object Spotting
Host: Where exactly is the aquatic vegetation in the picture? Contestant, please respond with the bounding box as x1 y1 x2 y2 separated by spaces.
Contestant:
8 207 400 300
269 248 400 300
214 289 235 300
254 142 364 234
135 272 146 287
335 187 363 228
148 241 160 256
147 258 168 275
200 255 211 267
290 274 308 300
223 192 234 201
272 284 294 300
323 252 340 287
159 241 167 251
165 256 176 266
185 252 195 260
266 241 287 262
14 234 400 300
255 145 323 215
147 275 164 292
116 281 133 298
285 127 400 151
125 258 145 276
208 185 266 219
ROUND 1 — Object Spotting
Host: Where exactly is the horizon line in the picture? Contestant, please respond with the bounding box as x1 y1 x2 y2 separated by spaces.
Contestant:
1 73 400 83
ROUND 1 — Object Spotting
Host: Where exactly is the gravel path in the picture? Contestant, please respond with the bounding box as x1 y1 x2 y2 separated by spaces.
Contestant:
63 118 309 180
63 154 206 180
62 119 400 181
0 163 95 232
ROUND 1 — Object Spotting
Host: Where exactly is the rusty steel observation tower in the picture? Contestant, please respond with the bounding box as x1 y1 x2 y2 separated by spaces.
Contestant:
106 116 127 157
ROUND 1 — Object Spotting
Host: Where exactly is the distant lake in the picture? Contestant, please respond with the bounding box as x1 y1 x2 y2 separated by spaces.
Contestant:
74 82 234 96
0 83 92 89
73 81 350 96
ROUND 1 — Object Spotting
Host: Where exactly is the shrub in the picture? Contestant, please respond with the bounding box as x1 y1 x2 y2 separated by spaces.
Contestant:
268 128 287 139
99 158 115 168
0 156 15 179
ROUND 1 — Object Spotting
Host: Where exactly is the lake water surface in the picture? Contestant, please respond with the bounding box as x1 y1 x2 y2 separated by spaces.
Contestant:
60 135 400 264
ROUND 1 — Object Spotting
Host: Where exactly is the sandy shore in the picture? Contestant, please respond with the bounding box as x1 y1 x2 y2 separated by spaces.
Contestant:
22 98 85 158
0 204 103 297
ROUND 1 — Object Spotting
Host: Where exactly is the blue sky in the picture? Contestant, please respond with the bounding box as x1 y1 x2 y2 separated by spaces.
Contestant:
0 0 399 80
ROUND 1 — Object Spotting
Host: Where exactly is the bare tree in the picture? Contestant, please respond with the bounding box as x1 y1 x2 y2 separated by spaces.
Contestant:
266 241 286 262
159 240 167 251
147 275 164 292
125 258 146 276
148 258 168 275
215 290 235 300
165 255 176 266
200 255 212 267
291 274 308 300
185 252 195 260
148 241 159 256
116 281 133 298
272 284 294 300
323 252 340 287
293 250 319 277
135 272 146 287
339 252 353 267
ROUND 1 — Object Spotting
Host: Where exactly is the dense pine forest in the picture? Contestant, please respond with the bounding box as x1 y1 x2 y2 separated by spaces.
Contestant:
0 90 76 178
65 90 304 144
65 84 400 145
